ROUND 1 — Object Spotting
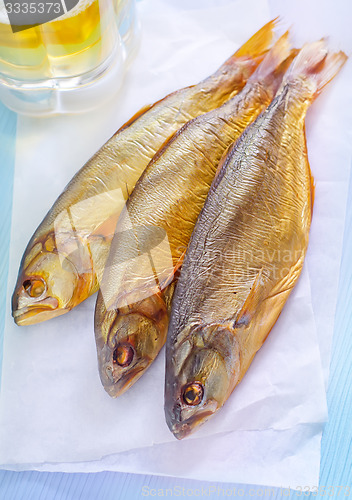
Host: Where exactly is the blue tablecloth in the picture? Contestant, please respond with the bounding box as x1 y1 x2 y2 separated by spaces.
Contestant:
0 100 351 499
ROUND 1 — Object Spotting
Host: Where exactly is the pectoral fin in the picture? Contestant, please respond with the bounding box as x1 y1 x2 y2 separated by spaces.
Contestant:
233 269 265 328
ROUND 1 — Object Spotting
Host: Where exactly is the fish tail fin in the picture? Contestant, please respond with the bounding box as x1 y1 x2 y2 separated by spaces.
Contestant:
217 19 278 78
282 40 347 98
249 31 295 93
234 18 278 59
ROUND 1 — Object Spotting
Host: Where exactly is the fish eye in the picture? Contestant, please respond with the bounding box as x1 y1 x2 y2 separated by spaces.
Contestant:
113 343 134 367
23 278 46 298
182 382 204 406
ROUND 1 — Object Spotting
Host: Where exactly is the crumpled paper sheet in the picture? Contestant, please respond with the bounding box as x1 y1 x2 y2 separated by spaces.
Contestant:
0 0 351 488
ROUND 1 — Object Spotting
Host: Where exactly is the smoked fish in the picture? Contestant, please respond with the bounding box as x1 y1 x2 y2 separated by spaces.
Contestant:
12 21 276 326
164 41 347 439
95 34 293 397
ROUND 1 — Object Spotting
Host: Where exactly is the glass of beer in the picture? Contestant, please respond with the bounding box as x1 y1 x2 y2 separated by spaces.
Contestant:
0 0 138 115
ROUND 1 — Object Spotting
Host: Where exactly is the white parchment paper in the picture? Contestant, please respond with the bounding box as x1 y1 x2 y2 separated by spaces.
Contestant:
0 0 351 487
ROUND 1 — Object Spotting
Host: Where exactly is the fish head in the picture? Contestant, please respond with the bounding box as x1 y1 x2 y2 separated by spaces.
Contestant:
12 232 93 326
95 292 169 397
165 323 241 439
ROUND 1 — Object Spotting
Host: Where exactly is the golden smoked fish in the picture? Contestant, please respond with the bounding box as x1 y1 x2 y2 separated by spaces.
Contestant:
95 34 293 397
164 42 347 439
12 22 275 327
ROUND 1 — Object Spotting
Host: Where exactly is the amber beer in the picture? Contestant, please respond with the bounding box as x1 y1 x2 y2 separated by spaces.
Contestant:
0 0 122 81
0 0 137 114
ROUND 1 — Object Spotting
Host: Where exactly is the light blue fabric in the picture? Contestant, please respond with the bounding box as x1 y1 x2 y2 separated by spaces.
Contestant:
0 101 351 498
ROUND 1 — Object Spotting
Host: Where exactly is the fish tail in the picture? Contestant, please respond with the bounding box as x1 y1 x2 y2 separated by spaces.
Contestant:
217 19 278 77
234 18 278 59
282 40 347 98
248 31 295 93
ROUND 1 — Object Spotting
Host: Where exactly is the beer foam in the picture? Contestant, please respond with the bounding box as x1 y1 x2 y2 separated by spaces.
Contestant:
0 0 97 25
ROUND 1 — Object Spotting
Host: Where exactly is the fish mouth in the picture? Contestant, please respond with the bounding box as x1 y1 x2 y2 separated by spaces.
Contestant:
165 399 219 440
102 361 149 398
12 297 64 326
168 408 216 440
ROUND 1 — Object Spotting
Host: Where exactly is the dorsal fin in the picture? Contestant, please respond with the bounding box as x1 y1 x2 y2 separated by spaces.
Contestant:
115 103 154 133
